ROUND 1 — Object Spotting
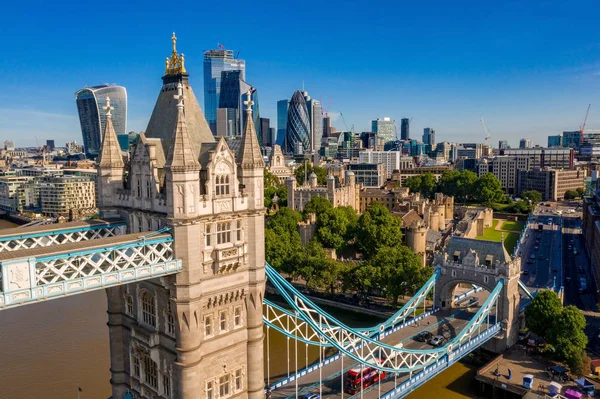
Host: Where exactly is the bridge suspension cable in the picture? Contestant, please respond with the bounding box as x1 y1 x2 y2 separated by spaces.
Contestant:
264 263 504 373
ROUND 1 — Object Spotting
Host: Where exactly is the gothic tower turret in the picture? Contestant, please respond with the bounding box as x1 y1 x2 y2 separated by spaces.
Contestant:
235 90 266 399
97 96 124 212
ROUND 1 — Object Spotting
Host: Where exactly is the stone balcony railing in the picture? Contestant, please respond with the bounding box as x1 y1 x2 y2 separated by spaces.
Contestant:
131 324 160 348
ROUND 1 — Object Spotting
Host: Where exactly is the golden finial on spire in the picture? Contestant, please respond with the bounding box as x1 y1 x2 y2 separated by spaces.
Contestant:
165 32 186 75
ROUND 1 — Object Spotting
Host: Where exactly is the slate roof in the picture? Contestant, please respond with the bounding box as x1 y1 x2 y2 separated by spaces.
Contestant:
444 236 511 263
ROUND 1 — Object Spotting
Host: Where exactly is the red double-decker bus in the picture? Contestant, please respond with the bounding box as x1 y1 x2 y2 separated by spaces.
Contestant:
344 365 386 394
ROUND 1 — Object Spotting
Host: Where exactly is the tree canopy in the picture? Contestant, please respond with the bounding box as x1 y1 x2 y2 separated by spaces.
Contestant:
265 208 303 273
355 202 403 258
404 172 437 198
525 290 588 376
316 206 358 251
564 190 580 200
521 190 542 205
264 168 287 209
302 196 333 220
475 173 505 205
294 163 327 186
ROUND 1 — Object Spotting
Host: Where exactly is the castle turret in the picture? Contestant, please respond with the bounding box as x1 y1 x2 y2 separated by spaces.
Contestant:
327 174 336 203
309 171 318 187
406 222 427 266
445 195 454 219
97 96 124 211
287 176 297 210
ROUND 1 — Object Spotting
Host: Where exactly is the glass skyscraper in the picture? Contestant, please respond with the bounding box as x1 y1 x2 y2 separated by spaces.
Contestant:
203 48 245 134
303 91 322 153
372 117 395 143
401 118 410 140
276 99 289 147
75 85 127 158
217 70 259 138
423 127 435 146
285 91 310 154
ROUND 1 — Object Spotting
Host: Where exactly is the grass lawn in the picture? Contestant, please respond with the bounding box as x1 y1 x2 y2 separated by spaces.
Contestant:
501 220 525 232
475 219 519 253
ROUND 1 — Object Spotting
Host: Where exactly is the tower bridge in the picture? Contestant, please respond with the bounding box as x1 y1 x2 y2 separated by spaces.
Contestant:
0 35 524 399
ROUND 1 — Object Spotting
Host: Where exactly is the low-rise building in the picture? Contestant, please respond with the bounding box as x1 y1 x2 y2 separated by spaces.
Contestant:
582 191 600 300
500 147 574 169
517 168 586 201
347 163 386 188
267 145 292 184
287 171 360 212
394 165 453 186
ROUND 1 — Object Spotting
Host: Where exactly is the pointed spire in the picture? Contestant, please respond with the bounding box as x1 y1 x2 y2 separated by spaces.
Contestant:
166 83 200 171
237 90 264 169
98 96 124 168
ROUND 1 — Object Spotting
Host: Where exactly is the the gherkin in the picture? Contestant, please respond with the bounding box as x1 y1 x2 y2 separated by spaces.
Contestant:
285 90 310 154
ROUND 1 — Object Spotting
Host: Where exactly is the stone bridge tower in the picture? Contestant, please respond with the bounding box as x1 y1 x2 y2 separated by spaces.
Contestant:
97 34 265 399
433 237 520 353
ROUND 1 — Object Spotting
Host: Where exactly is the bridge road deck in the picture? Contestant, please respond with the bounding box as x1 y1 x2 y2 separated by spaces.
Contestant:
270 294 493 399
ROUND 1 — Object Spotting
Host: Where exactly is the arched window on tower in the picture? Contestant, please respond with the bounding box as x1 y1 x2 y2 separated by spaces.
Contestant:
140 291 156 328
146 180 151 198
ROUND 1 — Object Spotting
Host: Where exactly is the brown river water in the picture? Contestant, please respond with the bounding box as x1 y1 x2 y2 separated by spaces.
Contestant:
0 220 480 399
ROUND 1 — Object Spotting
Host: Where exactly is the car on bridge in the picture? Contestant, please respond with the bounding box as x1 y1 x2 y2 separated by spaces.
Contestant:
429 335 447 347
414 330 433 342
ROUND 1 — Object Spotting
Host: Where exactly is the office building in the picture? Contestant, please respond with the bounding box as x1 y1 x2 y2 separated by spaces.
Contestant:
46 140 55 151
455 143 483 159
582 191 600 296
260 118 271 147
203 46 245 134
519 138 532 149
285 91 311 155
423 128 435 146
483 156 530 194
500 147 574 169
217 70 259 138
498 140 509 150
517 168 586 201
579 131 600 160
323 116 332 138
401 118 410 140
347 163 387 188
548 135 562 147
40 175 96 218
372 117 395 143
562 131 582 150
75 84 127 157
359 150 404 179
276 99 289 147
303 91 322 153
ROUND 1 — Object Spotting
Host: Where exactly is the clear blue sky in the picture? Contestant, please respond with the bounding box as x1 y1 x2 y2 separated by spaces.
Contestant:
1 0 599 148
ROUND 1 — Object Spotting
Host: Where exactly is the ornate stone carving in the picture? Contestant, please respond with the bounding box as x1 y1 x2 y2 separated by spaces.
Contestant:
216 199 232 212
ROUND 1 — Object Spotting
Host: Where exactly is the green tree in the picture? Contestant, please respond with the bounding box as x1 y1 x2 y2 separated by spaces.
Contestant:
341 263 381 301
264 168 288 209
576 187 585 197
295 163 327 186
264 168 280 190
564 190 579 200
404 175 422 194
547 305 588 374
311 257 350 295
439 170 478 202
316 206 358 251
265 208 303 272
521 190 542 205
355 203 404 258
475 173 505 205
524 290 563 337
438 170 460 198
369 246 429 306
302 196 333 219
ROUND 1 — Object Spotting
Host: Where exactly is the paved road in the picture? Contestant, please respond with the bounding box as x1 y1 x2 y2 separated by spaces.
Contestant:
562 215 596 311
519 207 562 290
271 292 493 399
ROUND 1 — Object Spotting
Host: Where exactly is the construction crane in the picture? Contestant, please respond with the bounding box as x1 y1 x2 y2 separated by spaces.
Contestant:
480 115 491 143
217 43 225 50
339 112 350 131
580 104 591 147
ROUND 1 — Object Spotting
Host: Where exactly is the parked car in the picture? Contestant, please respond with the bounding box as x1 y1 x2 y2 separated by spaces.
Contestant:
414 331 433 342
428 335 446 347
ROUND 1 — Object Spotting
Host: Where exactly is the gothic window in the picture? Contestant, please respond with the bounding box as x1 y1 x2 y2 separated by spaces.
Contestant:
215 175 228 196
205 224 212 247
234 306 242 328
132 353 140 377
217 222 231 245
163 372 172 398
205 314 213 337
146 180 151 198
125 295 133 316
235 369 242 392
166 302 176 336
141 291 156 328
236 219 242 241
219 374 230 398
219 310 227 332
206 381 214 399
137 179 142 197
144 355 158 389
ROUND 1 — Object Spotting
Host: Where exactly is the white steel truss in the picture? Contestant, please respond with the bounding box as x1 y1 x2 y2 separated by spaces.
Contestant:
0 236 181 310
265 264 503 373
0 224 126 252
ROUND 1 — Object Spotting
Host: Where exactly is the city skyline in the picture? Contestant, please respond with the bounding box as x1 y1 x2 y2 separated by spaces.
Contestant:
1 0 599 148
